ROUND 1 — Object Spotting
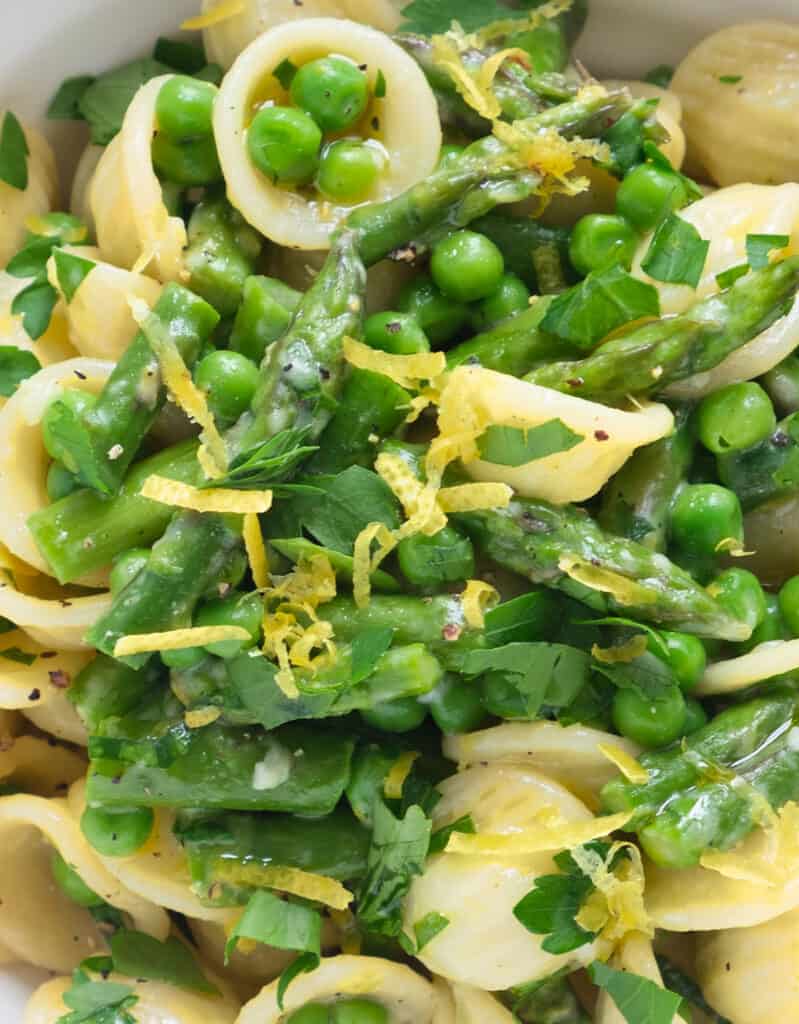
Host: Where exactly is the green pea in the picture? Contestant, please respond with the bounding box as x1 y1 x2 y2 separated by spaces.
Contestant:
361 697 427 733
569 213 638 276
430 230 505 303
396 275 470 346
331 999 389 1024
668 483 743 560
290 56 370 133
195 590 263 657
742 592 787 652
194 350 260 428
285 1005 329 1024
428 675 485 734
317 140 382 203
480 671 527 720
437 143 465 168
81 805 154 857
397 526 475 589
616 163 690 233
364 311 430 355
109 548 150 596
681 696 708 736
156 76 216 140
152 132 222 186
697 382 777 454
247 106 322 185
651 631 706 692
611 685 687 748
471 273 531 331
709 568 768 636
779 575 799 637
46 461 80 502
41 390 96 469
51 850 104 908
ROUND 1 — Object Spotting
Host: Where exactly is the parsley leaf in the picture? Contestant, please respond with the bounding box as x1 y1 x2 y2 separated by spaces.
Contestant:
478 420 583 467
47 77 96 121
641 213 709 288
78 58 172 145
57 968 138 1024
413 910 449 950
224 889 321 963
11 281 58 341
53 248 96 303
109 930 217 994
464 642 591 719
357 801 431 937
589 962 683 1024
0 347 40 397
351 626 395 684
541 265 660 350
0 112 29 191
746 233 790 271
400 0 528 34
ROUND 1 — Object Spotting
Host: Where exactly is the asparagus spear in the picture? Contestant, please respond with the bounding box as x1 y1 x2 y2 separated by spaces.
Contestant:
455 499 750 640
346 88 633 267
184 195 263 318
45 285 219 496
599 405 695 551
86 511 244 666
527 258 799 403
717 411 799 511
601 692 799 868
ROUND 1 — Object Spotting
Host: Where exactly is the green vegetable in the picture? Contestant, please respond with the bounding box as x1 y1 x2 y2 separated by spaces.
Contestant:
615 162 691 233
317 140 381 203
612 684 687 747
80 804 154 857
291 56 370 133
397 525 475 588
539 264 660 351
527 258 799 403
697 381 776 453
224 889 321 963
110 930 216 993
155 75 216 140
0 111 29 190
430 230 505 303
396 275 469 345
229 275 302 365
589 962 682 1024
363 311 430 355
668 483 743 561
195 350 260 428
569 213 638 276
247 106 322 185
471 273 531 331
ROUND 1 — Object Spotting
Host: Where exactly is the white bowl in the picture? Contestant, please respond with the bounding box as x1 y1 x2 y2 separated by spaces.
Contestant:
1 0 798 1018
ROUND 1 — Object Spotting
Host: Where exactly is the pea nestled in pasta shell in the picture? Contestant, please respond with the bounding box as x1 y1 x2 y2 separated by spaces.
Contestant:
236 954 434 1024
214 18 441 250
0 115 58 267
671 21 799 187
695 907 799 1024
403 763 600 990
89 76 187 282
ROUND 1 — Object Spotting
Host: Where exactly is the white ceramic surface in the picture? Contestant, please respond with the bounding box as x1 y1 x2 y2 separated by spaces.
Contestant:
2 0 799 1019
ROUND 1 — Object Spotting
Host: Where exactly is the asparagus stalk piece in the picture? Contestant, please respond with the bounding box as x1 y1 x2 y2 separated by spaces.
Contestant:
526 258 799 403
601 692 799 868
346 89 633 267
599 405 695 551
455 499 750 640
717 411 799 510
29 439 201 584
184 195 263 317
86 511 244 666
45 284 219 496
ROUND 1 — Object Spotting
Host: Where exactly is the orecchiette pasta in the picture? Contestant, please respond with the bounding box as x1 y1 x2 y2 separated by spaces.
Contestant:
23 973 240 1024
214 18 441 249
671 21 799 187
0 116 58 267
403 763 600 990
236 955 434 1024
89 76 187 282
695 907 799 1024
438 366 674 504
444 721 642 811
